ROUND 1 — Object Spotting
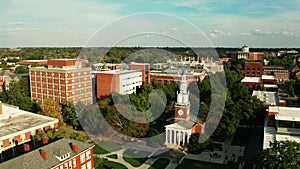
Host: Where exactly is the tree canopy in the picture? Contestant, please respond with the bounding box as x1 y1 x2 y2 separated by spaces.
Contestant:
39 98 64 125
256 141 300 169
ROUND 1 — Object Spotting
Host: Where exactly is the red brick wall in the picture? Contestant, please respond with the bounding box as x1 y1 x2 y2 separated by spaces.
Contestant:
244 62 263 77
174 106 190 121
249 52 263 61
96 73 118 98
47 60 77 67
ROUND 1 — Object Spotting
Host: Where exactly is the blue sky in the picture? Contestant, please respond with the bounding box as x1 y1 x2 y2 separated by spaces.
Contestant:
0 0 300 47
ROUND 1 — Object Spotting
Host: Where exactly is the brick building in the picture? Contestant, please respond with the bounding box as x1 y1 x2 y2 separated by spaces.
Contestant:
0 138 95 169
150 71 205 86
244 62 263 77
165 75 205 147
244 62 289 83
129 62 150 84
0 102 59 161
263 66 290 82
229 45 263 61
20 60 48 66
29 59 92 105
96 70 142 98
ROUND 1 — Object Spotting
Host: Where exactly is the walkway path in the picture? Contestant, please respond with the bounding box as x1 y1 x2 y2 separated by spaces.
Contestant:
95 147 177 169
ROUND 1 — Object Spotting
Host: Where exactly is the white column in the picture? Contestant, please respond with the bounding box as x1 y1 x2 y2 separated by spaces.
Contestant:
165 129 168 144
173 130 176 144
187 132 191 144
183 132 186 145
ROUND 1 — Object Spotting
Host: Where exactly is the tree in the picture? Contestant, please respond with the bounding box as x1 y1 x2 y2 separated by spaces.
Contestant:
35 126 87 143
39 98 64 125
63 102 80 129
15 66 29 74
256 141 300 169
186 133 211 154
7 79 40 113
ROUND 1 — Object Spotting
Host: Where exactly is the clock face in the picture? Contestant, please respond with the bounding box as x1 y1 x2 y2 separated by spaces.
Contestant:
178 109 184 116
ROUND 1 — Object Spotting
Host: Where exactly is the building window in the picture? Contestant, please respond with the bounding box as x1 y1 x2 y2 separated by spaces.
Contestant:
73 158 77 168
80 153 85 163
60 165 64 169
64 162 68 169
81 164 86 169
86 161 92 169
86 150 91 160
69 161 72 169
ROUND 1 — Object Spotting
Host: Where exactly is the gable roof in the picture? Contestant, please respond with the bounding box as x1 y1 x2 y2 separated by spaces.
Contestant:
0 138 94 169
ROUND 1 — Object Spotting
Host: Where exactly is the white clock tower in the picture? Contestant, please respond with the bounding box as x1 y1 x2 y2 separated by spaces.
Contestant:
174 74 191 122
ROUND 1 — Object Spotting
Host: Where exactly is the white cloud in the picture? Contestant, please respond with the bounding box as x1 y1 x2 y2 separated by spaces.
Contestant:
238 32 251 36
9 21 32 25
209 29 231 38
5 27 40 31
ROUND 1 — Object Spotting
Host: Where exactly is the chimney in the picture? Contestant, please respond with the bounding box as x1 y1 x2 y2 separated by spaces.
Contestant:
24 144 30 152
42 138 49 145
0 101 2 115
72 143 78 153
40 150 47 160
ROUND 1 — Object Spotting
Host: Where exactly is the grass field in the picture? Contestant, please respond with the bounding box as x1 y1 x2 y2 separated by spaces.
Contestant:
107 154 118 159
176 159 239 169
148 158 170 169
93 141 122 154
94 157 127 169
123 156 148 167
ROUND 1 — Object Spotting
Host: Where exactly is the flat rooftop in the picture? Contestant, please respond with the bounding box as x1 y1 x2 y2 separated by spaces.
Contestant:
0 104 58 140
276 134 300 143
264 84 278 88
0 138 94 169
269 106 300 122
252 91 279 106
96 70 141 75
262 75 276 80
241 77 261 83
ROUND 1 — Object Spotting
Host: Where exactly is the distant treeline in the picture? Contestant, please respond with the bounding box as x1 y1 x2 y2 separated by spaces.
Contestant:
0 47 299 64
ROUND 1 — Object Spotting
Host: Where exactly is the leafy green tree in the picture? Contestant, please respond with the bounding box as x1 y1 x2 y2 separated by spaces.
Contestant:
63 102 80 129
186 133 211 154
256 141 300 169
36 126 87 142
77 102 111 137
7 79 40 112
39 98 64 125
0 92 8 102
15 66 29 74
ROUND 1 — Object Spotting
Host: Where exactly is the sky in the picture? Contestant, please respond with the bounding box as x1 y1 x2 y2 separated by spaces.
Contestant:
0 0 300 48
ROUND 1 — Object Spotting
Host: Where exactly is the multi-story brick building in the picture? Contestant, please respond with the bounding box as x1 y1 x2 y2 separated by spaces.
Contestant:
129 62 150 84
96 70 142 98
244 62 263 77
0 138 95 169
29 59 92 105
0 102 59 161
244 62 289 84
263 66 290 82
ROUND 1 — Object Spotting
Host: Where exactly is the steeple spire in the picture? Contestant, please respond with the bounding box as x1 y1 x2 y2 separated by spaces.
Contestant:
176 74 190 106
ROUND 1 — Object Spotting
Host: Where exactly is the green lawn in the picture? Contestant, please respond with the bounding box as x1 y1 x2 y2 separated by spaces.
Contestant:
94 157 127 169
176 159 239 169
123 149 151 167
123 157 148 167
93 141 122 154
148 158 170 169
107 154 118 159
